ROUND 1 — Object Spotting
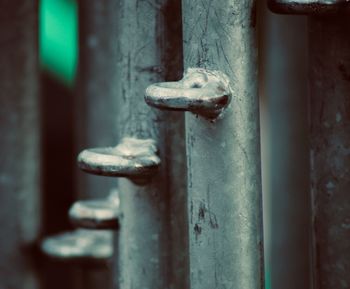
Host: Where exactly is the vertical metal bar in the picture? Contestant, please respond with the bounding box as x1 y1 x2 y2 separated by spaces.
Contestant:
145 1 264 288
76 0 119 200
309 11 350 289
74 1 121 288
42 2 120 289
182 1 264 288
114 1 183 288
259 4 311 289
267 2 350 288
0 1 41 289
78 1 185 289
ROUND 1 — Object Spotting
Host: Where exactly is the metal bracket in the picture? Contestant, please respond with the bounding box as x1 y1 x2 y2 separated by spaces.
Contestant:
41 229 113 266
77 138 160 184
69 190 120 230
268 0 350 14
145 68 232 119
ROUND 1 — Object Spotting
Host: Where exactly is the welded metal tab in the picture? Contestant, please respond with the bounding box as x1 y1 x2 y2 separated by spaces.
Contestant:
78 138 160 183
268 0 350 14
69 190 120 230
41 229 113 265
145 68 232 119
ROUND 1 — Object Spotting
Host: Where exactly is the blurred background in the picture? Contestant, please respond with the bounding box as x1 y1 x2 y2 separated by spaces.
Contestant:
0 0 311 289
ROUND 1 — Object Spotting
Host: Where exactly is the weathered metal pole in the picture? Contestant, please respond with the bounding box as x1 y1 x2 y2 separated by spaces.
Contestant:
259 3 311 289
145 1 264 288
0 1 41 289
309 10 350 289
268 1 350 288
78 1 186 289
75 0 119 200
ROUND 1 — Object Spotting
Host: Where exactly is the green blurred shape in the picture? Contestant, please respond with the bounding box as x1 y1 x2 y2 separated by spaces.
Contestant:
266 267 271 289
39 0 78 86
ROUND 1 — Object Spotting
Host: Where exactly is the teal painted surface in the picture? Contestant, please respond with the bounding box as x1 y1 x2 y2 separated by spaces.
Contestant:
39 0 78 86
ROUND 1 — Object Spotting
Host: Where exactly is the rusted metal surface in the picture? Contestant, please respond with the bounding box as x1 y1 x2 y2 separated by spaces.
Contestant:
145 68 232 118
79 0 187 289
268 0 350 14
0 1 41 289
259 3 311 289
309 11 350 289
69 190 120 230
145 0 264 288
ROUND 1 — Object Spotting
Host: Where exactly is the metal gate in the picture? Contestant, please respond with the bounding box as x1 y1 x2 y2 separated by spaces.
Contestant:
1 0 350 289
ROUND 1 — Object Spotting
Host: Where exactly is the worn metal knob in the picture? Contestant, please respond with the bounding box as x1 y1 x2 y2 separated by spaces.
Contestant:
145 68 232 119
41 229 113 265
69 190 120 230
78 137 160 184
268 0 350 14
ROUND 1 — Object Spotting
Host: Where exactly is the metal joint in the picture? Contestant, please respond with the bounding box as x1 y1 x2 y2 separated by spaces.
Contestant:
41 230 113 266
69 191 120 230
78 138 160 184
268 0 350 14
145 68 232 119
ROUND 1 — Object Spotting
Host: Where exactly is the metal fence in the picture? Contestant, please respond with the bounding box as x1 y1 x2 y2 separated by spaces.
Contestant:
1 1 350 289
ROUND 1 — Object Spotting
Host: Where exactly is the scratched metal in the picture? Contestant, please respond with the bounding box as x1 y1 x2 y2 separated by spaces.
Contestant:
145 68 232 118
268 0 350 14
0 1 41 289
69 190 120 230
309 12 350 289
182 0 264 288
41 229 113 265
106 0 187 289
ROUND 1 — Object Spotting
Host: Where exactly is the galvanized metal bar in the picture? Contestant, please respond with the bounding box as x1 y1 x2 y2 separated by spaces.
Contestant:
78 1 186 289
0 1 41 289
308 11 350 289
146 1 264 288
182 2 264 288
259 3 311 289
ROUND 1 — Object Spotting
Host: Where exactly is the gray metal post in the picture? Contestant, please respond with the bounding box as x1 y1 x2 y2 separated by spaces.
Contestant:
0 1 41 289
309 11 350 289
78 1 186 289
259 3 311 289
41 2 120 289
268 1 350 288
75 0 119 200
145 1 264 288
